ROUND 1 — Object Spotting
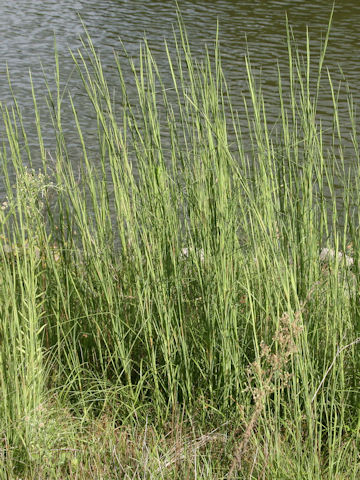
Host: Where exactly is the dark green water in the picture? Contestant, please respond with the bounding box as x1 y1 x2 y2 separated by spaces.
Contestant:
0 0 359 193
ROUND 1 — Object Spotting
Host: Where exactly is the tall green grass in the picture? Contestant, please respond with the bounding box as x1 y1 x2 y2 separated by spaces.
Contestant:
0 12 359 478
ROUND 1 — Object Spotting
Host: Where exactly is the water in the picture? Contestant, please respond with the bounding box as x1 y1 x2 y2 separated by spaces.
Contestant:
0 0 359 193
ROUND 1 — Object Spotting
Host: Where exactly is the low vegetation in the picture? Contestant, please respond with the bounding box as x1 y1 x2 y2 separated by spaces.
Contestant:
0 12 359 479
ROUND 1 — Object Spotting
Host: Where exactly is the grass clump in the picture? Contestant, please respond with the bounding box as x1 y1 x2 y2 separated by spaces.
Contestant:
0 11 359 479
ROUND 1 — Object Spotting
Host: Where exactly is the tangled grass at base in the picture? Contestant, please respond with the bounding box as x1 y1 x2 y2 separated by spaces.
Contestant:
0 12 359 479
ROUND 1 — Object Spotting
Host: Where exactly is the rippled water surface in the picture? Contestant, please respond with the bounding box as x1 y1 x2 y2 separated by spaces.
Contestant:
0 0 359 186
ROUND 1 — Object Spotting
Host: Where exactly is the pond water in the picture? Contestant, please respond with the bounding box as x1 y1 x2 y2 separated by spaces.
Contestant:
0 0 359 194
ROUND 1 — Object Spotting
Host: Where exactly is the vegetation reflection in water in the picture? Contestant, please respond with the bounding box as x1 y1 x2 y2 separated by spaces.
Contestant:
0 12 359 479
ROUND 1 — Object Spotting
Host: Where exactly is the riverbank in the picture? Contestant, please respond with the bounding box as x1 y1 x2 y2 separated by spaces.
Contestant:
0 15 359 479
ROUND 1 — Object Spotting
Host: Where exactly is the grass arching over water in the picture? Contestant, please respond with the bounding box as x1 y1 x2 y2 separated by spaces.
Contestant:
0 14 359 479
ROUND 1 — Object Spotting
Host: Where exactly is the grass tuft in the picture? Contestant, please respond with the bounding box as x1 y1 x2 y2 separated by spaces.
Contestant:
0 11 359 479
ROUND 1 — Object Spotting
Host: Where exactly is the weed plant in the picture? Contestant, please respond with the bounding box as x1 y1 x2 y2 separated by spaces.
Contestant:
0 11 359 479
